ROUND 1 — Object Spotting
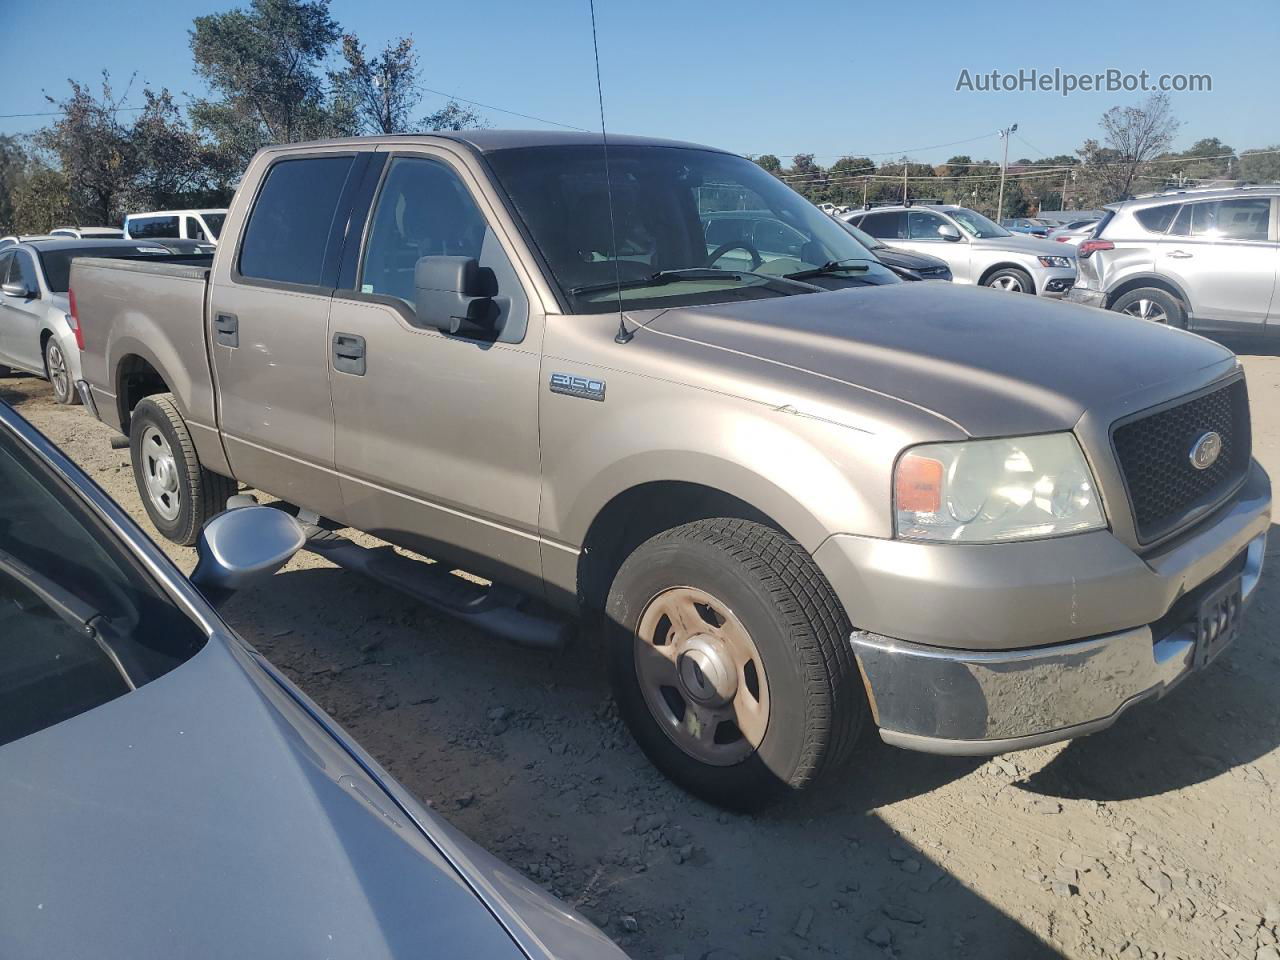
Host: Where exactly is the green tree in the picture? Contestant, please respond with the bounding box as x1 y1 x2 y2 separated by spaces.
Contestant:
0 135 29 233
751 154 782 176
1239 146 1280 183
1079 93 1180 202
419 100 486 132
33 74 138 226
333 34 420 134
189 0 352 165
11 165 72 234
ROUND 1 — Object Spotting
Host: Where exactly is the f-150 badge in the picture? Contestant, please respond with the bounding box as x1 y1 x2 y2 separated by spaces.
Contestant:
549 372 606 402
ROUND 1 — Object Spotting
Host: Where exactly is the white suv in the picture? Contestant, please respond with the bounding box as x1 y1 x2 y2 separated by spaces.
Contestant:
123 209 227 245
844 204 1077 297
1066 187 1278 330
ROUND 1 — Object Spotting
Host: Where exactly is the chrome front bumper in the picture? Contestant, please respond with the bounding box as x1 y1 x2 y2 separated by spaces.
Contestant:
852 530 1267 756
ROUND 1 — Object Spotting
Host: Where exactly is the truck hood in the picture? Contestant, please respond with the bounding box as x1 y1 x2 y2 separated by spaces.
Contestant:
0 633 540 959
971 233 1072 256
643 282 1235 437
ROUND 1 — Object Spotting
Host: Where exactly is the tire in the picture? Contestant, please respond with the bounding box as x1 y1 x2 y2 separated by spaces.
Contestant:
984 266 1034 294
1111 287 1186 329
129 393 237 545
0 364 10 377
43 336 79 405
605 518 866 809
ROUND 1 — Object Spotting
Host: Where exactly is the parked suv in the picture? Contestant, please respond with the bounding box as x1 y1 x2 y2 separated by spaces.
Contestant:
845 204 1076 296
124 209 227 245
1067 187 1279 330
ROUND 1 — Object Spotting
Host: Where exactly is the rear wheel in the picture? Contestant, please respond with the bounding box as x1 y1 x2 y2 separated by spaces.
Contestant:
1111 287 1186 329
606 518 866 809
43 337 78 405
129 393 236 545
985 266 1034 294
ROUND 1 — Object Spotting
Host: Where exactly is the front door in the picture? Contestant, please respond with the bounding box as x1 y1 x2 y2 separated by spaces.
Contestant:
1158 197 1278 328
326 150 544 593
0 250 46 372
207 150 366 518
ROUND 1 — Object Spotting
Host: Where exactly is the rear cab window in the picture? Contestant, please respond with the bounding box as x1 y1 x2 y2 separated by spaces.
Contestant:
0 427 206 748
237 155 356 286
128 216 180 239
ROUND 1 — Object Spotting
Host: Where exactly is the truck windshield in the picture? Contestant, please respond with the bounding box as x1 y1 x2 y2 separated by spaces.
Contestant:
485 145 897 314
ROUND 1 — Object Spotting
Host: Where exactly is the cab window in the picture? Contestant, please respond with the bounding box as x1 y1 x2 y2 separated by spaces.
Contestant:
907 210 949 240
359 155 528 341
859 211 905 239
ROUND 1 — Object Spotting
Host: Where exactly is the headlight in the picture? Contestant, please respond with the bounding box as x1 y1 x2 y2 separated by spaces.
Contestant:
1037 255 1074 268
894 434 1105 542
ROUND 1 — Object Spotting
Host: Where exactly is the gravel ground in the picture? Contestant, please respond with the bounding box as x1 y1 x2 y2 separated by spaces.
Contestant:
4 344 1279 960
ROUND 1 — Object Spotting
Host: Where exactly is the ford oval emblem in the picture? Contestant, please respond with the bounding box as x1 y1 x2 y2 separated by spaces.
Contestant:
1189 431 1222 471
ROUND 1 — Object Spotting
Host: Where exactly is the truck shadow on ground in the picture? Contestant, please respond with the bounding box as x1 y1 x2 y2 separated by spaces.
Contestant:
225 562 1063 959
1215 335 1280 359
1021 522 1280 803
0 373 38 408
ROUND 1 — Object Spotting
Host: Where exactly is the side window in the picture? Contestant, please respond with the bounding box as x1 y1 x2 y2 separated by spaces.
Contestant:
359 155 529 341
13 251 39 294
187 217 207 241
860 211 905 239
1135 203 1179 233
704 217 752 247
1212 198 1270 242
0 251 13 286
753 219 805 258
239 155 355 286
907 210 949 240
129 216 180 239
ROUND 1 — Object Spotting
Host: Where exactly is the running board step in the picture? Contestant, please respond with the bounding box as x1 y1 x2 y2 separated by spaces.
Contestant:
304 530 570 651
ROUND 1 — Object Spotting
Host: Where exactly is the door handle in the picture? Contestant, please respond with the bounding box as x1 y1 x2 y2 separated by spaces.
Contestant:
1167 250 1193 259
213 313 239 347
332 332 366 376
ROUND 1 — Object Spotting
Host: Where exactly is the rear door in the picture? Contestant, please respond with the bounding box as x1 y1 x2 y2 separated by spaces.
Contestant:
207 149 370 519
325 147 544 593
1158 196 1278 327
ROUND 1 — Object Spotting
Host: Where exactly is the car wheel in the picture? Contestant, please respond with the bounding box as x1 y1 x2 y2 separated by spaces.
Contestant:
0 363 10 377
985 267 1034 294
1111 287 1186 328
129 392 237 545
605 518 866 809
43 337 79 405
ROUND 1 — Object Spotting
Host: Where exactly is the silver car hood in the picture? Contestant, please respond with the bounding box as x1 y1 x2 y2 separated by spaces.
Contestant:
970 232 1072 256
0 633 540 960
646 282 1235 437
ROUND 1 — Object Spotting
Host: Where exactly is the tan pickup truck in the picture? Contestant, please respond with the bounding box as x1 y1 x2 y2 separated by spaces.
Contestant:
73 131 1270 807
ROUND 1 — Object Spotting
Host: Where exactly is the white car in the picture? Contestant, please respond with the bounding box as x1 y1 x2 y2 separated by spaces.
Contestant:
1046 218 1101 246
124 208 227 245
844 204 1077 297
0 238 170 404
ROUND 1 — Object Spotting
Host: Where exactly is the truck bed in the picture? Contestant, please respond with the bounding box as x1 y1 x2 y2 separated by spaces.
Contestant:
72 254 225 473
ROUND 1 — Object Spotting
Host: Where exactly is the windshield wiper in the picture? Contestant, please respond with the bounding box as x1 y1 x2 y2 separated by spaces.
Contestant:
569 267 816 297
784 259 874 281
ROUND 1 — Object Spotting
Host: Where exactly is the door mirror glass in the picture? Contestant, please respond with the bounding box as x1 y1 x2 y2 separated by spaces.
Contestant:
190 505 305 603
1 281 29 298
938 224 962 241
413 256 498 337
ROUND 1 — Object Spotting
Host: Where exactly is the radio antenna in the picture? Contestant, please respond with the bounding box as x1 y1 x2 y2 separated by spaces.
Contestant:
588 0 631 344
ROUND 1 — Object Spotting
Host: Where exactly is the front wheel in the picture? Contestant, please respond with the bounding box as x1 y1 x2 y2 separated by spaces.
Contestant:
129 393 237 545
44 337 79 405
605 519 866 809
985 266 1034 294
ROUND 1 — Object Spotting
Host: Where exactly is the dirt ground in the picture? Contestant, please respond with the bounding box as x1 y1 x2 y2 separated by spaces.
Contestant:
4 344 1279 960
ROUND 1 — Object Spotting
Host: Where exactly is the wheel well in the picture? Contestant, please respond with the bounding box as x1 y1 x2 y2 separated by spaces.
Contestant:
116 355 169 434
977 262 1036 293
1105 276 1188 311
38 330 53 372
577 481 787 613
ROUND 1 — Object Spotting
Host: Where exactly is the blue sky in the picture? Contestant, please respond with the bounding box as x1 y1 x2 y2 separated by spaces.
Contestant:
5 0 1278 164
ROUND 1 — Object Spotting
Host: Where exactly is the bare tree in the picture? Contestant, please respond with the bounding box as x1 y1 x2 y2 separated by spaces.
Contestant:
333 34 419 134
1079 93 1181 201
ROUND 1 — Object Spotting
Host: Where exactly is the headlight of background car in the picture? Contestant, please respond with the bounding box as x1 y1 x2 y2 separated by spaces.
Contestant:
894 434 1105 542
1037 255 1074 268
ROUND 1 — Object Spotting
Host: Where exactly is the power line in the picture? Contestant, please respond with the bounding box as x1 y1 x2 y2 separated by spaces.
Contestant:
417 85 588 131
749 131 1000 160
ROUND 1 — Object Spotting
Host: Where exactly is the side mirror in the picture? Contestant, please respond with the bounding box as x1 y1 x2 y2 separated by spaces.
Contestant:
413 256 498 337
2 281 33 299
937 224 962 242
190 505 306 605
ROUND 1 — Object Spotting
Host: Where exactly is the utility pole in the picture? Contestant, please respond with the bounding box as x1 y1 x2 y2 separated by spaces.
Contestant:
902 162 908 204
862 178 869 209
1062 168 1070 210
996 122 1017 221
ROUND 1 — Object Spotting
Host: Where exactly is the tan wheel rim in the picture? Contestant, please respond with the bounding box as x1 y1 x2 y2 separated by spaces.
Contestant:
633 586 770 766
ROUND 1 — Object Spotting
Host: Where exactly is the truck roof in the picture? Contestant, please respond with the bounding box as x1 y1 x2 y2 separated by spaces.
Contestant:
254 129 731 158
